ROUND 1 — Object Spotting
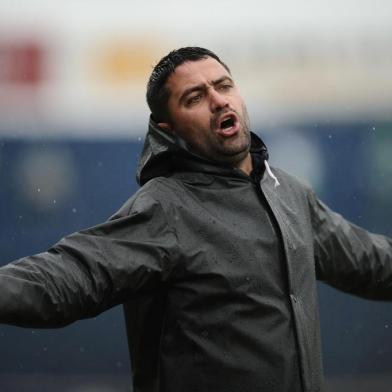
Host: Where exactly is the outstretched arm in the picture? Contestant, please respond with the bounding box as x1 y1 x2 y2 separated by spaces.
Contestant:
310 191 392 300
0 191 178 328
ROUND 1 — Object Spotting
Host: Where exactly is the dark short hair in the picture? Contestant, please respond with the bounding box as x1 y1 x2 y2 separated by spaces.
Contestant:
146 47 230 122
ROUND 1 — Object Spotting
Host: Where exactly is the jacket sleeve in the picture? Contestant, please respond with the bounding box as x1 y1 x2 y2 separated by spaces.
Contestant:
309 190 392 300
0 191 178 328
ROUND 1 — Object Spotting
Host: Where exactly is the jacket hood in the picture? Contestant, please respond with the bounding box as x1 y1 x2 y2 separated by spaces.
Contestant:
136 116 270 186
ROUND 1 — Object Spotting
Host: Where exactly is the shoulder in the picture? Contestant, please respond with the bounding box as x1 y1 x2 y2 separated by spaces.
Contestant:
269 166 314 195
111 176 183 219
262 166 319 220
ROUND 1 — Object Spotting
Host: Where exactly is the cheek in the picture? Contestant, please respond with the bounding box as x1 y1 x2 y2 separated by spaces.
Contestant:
171 113 199 141
232 96 244 111
181 108 211 128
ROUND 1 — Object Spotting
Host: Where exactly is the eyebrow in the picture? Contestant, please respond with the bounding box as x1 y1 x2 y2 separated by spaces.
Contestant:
178 76 234 105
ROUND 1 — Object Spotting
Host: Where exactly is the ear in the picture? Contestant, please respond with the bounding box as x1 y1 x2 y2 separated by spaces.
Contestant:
158 122 174 134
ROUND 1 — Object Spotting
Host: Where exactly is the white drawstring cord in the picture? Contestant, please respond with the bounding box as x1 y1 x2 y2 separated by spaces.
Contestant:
264 160 280 188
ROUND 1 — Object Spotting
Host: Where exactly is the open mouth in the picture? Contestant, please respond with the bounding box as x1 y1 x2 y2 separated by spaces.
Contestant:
213 111 240 137
220 117 235 130
218 113 238 132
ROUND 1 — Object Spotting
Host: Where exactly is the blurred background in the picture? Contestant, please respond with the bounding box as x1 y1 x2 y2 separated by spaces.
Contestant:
1 0 392 391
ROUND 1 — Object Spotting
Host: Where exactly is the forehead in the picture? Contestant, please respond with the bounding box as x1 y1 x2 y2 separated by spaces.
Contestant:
166 57 230 97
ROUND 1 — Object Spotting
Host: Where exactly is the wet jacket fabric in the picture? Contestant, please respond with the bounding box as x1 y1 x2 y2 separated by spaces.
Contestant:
1 118 392 392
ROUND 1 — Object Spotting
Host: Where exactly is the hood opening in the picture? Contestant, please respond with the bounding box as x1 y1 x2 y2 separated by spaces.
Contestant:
136 116 272 186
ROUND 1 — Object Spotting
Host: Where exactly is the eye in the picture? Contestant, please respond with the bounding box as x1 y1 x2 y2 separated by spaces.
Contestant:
186 94 202 106
218 83 233 92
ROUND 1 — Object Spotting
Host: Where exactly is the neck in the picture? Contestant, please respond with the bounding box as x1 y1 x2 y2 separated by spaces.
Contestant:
236 153 253 176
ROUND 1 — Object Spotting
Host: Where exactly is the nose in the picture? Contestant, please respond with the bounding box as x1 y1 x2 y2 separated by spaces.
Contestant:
209 88 229 112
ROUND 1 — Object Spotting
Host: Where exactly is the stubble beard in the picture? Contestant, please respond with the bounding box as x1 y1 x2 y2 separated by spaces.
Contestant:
207 104 251 165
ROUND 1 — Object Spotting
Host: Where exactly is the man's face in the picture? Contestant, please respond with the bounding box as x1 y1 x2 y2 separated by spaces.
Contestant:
159 57 251 168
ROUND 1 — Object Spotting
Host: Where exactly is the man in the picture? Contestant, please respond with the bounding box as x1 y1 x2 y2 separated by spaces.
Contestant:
0 47 392 392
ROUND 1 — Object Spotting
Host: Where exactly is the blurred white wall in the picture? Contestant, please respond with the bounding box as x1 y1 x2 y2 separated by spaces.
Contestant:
0 0 391 137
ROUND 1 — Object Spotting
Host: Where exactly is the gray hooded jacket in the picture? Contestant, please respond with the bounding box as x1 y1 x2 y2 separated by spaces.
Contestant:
1 118 392 392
